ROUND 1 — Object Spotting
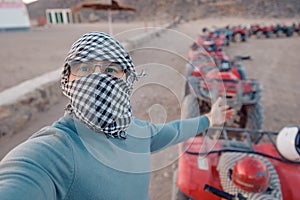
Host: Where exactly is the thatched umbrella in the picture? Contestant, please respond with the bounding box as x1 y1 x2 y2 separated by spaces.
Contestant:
72 0 136 34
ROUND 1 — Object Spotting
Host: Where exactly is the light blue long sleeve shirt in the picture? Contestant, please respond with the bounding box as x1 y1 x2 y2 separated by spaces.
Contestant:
0 114 209 200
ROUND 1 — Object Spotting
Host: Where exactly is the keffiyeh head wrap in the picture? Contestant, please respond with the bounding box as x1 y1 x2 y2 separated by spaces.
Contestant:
61 32 136 139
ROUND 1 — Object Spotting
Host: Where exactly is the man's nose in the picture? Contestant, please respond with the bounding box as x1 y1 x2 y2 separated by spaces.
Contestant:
93 66 103 74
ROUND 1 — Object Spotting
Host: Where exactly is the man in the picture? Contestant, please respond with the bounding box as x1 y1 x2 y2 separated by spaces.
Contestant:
0 32 233 199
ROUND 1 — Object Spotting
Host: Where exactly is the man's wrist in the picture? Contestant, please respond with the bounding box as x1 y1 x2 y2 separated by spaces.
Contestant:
205 114 213 127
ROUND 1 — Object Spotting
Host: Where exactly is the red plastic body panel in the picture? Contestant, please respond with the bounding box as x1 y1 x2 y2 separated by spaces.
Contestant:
202 69 255 95
255 143 300 200
232 27 249 35
177 137 223 200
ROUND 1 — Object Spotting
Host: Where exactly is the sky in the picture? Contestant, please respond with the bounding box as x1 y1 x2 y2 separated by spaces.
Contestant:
22 0 38 4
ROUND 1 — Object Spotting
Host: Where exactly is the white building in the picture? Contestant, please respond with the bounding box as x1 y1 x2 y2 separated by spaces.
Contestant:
0 0 30 31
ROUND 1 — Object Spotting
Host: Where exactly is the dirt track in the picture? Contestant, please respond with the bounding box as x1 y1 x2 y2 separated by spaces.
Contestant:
0 18 300 199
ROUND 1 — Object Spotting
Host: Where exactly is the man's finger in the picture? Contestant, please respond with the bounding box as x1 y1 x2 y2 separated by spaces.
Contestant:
214 97 222 106
220 105 230 111
225 109 234 120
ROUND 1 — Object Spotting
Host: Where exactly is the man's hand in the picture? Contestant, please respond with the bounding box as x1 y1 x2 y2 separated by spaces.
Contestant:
206 97 234 126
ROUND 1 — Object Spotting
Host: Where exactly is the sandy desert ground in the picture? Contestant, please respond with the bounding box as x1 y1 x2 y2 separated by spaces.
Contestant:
0 17 300 199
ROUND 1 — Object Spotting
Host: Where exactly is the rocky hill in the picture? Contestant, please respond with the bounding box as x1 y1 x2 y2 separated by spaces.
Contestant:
26 0 300 22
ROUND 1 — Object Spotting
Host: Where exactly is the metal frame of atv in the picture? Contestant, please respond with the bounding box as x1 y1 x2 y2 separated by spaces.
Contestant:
183 126 300 165
188 76 262 106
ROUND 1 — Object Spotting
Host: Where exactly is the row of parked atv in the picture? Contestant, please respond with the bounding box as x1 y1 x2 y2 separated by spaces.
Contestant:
185 30 263 134
172 22 300 200
249 23 300 38
203 22 300 44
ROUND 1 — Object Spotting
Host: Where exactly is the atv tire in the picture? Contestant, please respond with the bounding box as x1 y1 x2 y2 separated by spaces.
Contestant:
241 33 248 42
240 102 264 143
266 31 273 38
285 28 294 37
171 170 190 200
256 31 263 39
276 30 284 38
232 33 242 42
172 189 189 200
184 63 194 97
181 94 200 119
184 81 190 97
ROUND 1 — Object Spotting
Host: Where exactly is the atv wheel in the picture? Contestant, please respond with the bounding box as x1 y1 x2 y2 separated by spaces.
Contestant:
225 38 230 46
266 31 273 38
172 187 190 200
185 63 193 78
240 102 264 143
181 94 200 119
171 170 191 200
276 30 284 37
199 99 211 115
241 33 248 42
256 31 263 39
184 81 190 97
184 63 194 97
233 33 242 42
285 28 294 37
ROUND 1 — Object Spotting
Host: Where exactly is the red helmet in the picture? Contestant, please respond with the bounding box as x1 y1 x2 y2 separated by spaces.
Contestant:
232 156 270 193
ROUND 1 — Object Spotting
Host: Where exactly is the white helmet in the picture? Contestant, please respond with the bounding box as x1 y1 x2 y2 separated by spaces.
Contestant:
276 126 300 161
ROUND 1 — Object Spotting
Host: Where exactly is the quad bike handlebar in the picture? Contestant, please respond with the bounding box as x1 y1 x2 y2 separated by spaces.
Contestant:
204 184 247 200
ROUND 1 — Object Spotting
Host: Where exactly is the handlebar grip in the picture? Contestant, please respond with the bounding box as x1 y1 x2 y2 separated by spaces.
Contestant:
204 184 235 200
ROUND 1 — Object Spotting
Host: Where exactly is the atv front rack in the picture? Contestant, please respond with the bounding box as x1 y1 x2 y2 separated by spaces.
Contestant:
188 77 262 106
183 126 300 165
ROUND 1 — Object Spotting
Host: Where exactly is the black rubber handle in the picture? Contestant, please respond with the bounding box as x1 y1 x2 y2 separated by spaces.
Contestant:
204 184 235 200
204 184 247 200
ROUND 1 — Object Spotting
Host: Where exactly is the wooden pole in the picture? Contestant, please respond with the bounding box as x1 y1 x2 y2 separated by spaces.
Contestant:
108 9 113 35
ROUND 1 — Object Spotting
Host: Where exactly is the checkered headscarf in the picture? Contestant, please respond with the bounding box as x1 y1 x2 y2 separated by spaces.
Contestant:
61 32 137 87
61 32 136 139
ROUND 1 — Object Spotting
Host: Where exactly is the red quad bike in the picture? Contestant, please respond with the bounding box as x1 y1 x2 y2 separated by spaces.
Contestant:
189 31 227 60
196 39 222 53
206 32 227 52
185 51 229 96
230 26 250 42
273 23 295 38
250 24 274 39
188 40 228 62
213 28 234 46
293 22 300 35
199 29 227 48
185 56 263 141
190 29 235 61
172 126 300 200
